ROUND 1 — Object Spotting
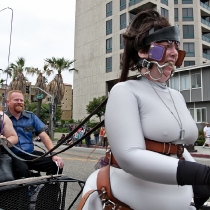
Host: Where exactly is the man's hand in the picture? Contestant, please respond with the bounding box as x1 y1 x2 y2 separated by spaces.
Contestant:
52 155 64 169
39 131 64 169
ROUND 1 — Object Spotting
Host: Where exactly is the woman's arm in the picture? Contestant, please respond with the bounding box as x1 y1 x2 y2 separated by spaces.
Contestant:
2 114 18 147
183 148 196 162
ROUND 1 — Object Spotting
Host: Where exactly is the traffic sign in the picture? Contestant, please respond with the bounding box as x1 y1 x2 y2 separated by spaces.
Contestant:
37 94 43 99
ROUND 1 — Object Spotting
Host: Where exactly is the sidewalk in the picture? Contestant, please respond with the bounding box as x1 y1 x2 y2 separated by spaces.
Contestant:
80 144 210 159
54 132 210 159
190 146 210 159
76 145 210 158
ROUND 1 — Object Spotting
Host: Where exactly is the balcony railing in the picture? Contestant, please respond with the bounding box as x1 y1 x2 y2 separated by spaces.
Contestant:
202 35 210 44
120 23 126 30
129 0 142 7
183 33 194 38
106 11 112 17
201 18 210 27
200 2 210 12
186 52 195 57
183 16 193 21
203 52 210 60
161 0 168 6
182 0 192 3
120 3 126 11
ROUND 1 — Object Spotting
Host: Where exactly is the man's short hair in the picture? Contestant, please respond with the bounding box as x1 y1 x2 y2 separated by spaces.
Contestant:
7 90 24 101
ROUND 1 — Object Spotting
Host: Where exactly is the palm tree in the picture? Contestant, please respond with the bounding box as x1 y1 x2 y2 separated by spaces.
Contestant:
26 64 53 118
44 57 76 106
6 57 29 93
0 79 6 87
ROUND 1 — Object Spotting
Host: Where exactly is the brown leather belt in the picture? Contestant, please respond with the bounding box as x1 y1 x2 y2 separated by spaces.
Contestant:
105 139 185 168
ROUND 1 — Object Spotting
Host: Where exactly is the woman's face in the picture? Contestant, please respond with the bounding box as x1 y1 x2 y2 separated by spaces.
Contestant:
138 41 179 83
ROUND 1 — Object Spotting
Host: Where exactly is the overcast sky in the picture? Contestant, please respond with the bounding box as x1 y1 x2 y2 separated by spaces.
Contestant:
0 0 76 85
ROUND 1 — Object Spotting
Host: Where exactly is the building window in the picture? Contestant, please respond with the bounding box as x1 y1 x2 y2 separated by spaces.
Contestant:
174 0 178 4
174 8 178 21
189 108 207 123
120 13 126 30
120 34 124 49
106 57 112 73
129 0 141 7
161 8 168 19
161 0 168 6
120 53 123 69
180 75 190 90
184 61 195 67
129 13 136 23
106 2 112 17
196 108 207 123
182 8 193 21
106 19 112 35
170 77 179 91
191 73 201 88
189 108 194 120
120 0 126 11
182 0 193 4
183 43 195 57
183 25 194 39
106 38 112 53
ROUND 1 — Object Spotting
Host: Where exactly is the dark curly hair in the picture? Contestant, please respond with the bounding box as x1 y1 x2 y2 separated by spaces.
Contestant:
119 10 171 82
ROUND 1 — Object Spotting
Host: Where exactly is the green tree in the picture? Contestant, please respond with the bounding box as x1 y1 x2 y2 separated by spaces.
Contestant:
6 57 29 93
44 57 76 106
55 106 62 122
25 64 53 118
86 96 106 122
0 79 6 86
26 102 62 124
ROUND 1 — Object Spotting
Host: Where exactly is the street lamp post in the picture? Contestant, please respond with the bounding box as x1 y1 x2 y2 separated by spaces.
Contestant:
33 86 54 140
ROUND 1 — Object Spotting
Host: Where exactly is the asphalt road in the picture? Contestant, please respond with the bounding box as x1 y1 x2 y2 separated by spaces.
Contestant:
35 143 210 210
39 144 104 210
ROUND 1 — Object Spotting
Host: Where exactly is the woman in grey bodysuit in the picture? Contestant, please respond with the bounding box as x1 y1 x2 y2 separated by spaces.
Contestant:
79 10 210 210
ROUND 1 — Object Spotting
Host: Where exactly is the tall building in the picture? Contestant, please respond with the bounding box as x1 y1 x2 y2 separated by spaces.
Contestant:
43 83 73 120
60 84 73 120
74 0 210 127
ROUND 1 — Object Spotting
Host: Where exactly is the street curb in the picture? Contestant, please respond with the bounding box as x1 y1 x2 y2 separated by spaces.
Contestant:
70 144 210 159
190 153 210 159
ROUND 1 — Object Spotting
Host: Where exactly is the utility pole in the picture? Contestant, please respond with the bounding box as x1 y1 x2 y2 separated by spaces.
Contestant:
33 86 55 140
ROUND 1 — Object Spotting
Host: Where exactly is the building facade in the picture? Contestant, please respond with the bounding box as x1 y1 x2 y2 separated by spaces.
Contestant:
42 83 73 121
169 63 210 130
74 0 210 126
60 84 73 120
